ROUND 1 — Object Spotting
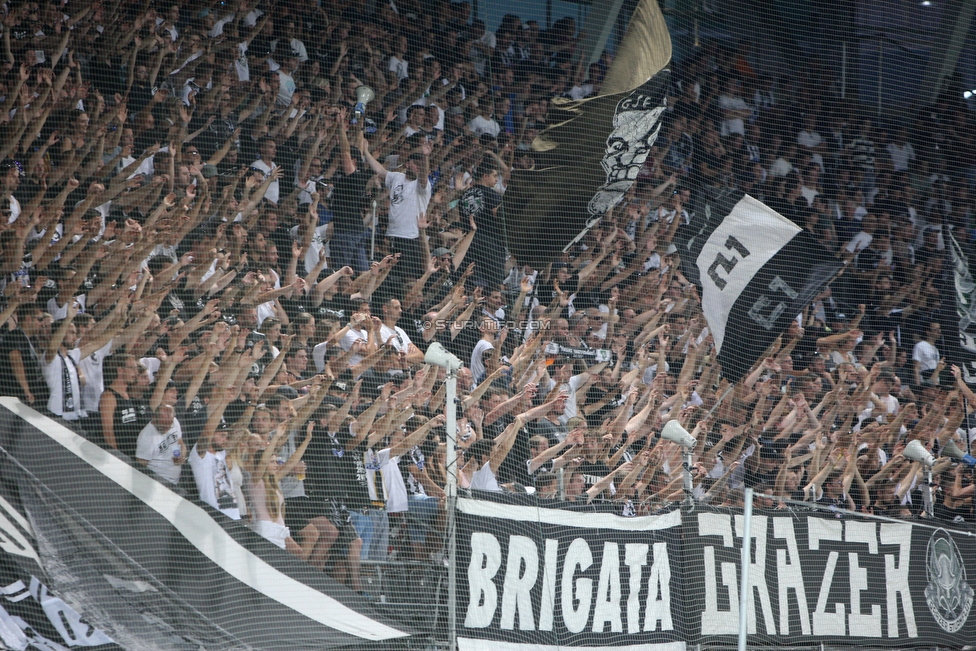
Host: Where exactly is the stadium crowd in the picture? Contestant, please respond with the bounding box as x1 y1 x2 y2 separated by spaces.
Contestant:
0 0 974 593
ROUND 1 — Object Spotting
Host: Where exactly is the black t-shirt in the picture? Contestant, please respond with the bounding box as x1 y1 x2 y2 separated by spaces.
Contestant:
535 273 580 316
422 268 461 311
304 424 370 511
176 392 208 451
459 185 503 238
576 459 612 492
497 425 533 487
330 168 373 233
104 388 141 458
0 329 48 405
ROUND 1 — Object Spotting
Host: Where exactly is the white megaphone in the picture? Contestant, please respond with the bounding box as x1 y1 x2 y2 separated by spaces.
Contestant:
352 85 375 124
424 341 461 372
941 440 976 467
661 420 697 449
904 439 935 467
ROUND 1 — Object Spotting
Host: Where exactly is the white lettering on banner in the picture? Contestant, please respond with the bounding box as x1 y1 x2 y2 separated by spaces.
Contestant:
500 536 537 631
465 533 674 635
462 516 920 641
594 543 623 633
772 517 811 635
539 539 558 631
809 517 844 636
466 532 502 628
624 544 648 634
734 515 775 635
645 542 673 632
846 521 882 637
880 523 917 638
562 538 594 634
698 514 918 639
699 513 740 634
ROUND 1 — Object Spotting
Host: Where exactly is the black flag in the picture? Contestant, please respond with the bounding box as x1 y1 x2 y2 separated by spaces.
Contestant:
502 0 672 269
675 189 843 381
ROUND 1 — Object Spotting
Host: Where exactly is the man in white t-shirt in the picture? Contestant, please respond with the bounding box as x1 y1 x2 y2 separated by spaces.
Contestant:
339 302 374 369
361 137 432 281
470 316 499 385
136 404 186 486
858 370 900 427
40 308 86 424
378 297 425 367
189 422 241 520
717 78 751 137
468 20 496 75
276 50 300 106
388 35 410 83
464 408 540 491
468 106 501 138
250 137 280 204
887 128 915 172
913 322 942 386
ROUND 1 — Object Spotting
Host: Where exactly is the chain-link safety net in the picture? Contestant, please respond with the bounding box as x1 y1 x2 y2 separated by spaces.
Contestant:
0 0 975 650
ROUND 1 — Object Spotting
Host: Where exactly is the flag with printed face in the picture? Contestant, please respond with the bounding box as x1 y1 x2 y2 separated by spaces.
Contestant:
675 189 843 381
502 0 672 270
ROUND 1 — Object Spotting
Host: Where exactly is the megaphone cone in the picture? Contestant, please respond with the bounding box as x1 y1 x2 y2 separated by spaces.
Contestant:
905 439 935 467
352 85 375 124
942 440 976 467
661 420 697 448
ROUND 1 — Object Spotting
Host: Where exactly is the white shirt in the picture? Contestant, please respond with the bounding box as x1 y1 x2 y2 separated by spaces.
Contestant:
470 462 501 491
385 171 431 239
797 130 822 148
859 394 899 426
277 69 297 106
234 41 250 82
136 419 184 485
887 142 915 172
78 340 112 413
717 94 749 137
379 323 413 353
468 114 501 138
312 341 330 374
470 339 494 383
380 453 410 513
469 31 496 75
913 340 940 372
251 159 279 204
388 56 409 81
189 444 241 520
43 349 86 420
557 374 586 425
339 327 369 367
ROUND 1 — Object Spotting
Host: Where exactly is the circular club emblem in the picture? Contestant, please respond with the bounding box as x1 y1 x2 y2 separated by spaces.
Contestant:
925 529 973 633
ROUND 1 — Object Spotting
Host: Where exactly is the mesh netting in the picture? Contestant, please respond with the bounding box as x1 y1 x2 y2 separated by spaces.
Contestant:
0 0 975 649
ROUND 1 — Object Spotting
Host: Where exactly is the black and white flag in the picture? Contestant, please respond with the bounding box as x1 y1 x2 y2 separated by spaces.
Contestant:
947 230 976 383
676 189 842 381
502 0 672 269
